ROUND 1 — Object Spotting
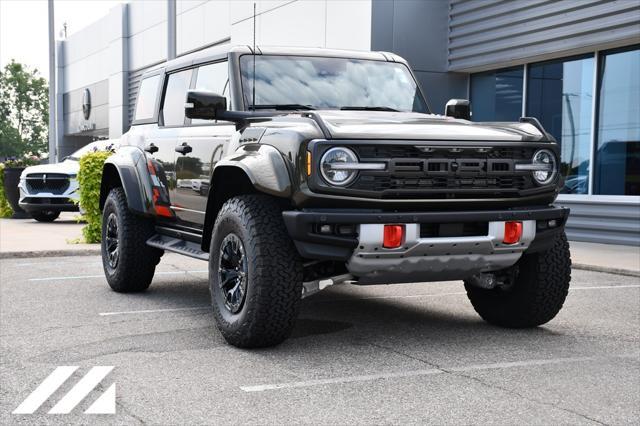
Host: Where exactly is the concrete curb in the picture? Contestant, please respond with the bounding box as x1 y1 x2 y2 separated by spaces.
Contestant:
572 263 640 278
0 248 101 259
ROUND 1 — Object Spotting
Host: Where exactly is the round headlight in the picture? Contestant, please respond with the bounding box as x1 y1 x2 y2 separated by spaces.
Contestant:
532 149 557 185
320 147 358 186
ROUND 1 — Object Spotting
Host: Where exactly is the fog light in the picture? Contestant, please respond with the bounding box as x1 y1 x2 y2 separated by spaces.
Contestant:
503 221 523 244
319 224 333 234
548 219 558 228
383 225 405 249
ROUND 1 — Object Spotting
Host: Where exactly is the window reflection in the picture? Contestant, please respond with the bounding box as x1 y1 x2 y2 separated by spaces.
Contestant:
162 69 192 127
239 55 428 113
470 67 523 122
134 74 161 121
595 47 640 196
527 56 594 194
192 61 230 125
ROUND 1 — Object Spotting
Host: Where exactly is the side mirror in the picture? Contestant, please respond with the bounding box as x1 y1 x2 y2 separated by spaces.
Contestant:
445 99 471 120
185 90 227 120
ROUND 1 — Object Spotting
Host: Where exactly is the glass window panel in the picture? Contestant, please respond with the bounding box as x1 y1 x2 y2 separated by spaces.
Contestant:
162 69 192 127
239 55 428 113
470 67 523 122
195 61 228 95
134 74 161 121
192 62 230 125
594 47 640 195
526 56 594 194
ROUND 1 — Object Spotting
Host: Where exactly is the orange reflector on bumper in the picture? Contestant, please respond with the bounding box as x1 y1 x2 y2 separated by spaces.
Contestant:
383 225 405 248
503 221 523 244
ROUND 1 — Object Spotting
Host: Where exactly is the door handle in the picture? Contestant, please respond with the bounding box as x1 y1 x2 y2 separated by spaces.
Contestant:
144 143 159 154
175 142 192 155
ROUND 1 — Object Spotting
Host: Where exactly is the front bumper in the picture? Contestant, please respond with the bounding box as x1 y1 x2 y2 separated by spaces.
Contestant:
18 181 79 213
19 197 79 213
283 205 569 283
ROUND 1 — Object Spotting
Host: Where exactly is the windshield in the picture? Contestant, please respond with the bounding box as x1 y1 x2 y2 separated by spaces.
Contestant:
68 141 113 161
240 55 429 113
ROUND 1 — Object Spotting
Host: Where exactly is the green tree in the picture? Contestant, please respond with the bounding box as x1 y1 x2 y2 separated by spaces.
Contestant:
0 61 49 158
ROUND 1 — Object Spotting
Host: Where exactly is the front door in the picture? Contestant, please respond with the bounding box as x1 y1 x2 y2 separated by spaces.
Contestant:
173 60 233 229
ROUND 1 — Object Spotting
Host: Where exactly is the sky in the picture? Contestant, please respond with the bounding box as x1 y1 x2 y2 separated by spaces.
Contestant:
0 0 125 80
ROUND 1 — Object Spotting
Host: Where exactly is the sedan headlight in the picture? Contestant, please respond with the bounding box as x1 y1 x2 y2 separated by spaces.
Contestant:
531 149 557 185
320 147 359 186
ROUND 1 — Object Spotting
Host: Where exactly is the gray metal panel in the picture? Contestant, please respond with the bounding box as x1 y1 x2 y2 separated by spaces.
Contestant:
558 199 640 246
449 0 640 72
371 0 469 110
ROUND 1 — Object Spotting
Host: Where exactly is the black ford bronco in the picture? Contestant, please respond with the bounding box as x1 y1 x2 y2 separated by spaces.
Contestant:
99 46 571 348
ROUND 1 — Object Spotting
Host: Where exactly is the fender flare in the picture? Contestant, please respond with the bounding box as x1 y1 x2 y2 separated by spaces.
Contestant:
201 144 292 251
99 146 155 216
213 144 292 197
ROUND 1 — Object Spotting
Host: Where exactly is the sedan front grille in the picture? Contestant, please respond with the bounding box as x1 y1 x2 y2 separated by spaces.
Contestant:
25 173 70 195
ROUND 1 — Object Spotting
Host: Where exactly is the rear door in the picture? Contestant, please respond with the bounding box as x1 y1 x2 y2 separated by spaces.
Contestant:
174 61 234 229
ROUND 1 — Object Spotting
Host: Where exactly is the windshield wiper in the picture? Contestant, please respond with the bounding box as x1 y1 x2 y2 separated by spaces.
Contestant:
251 104 316 111
340 106 399 112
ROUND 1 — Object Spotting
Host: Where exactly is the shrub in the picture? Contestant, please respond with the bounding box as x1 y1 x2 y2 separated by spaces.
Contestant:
78 151 112 243
0 164 13 217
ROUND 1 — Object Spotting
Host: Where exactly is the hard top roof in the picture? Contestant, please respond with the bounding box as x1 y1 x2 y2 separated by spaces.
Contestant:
144 45 407 77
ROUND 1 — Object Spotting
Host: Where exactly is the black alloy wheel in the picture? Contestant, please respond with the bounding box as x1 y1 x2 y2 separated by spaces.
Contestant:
105 212 119 269
218 233 248 314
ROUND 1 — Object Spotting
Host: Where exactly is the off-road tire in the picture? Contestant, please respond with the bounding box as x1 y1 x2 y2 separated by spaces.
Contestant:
101 187 162 293
209 194 303 348
464 232 571 328
32 210 60 222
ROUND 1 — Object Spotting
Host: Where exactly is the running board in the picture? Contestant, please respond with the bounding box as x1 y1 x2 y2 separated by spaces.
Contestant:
147 234 209 261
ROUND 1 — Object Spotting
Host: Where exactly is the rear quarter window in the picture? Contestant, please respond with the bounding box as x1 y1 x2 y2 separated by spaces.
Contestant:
134 74 162 122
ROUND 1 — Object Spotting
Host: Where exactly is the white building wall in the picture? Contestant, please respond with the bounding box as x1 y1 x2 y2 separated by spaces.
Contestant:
61 12 111 92
176 0 230 55
127 0 167 70
229 0 371 51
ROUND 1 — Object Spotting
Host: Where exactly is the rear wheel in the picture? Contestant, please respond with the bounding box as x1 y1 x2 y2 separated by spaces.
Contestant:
209 194 303 348
32 210 60 222
101 187 163 292
465 232 571 328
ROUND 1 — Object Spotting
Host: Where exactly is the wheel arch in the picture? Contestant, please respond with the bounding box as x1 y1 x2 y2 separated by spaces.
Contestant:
99 147 154 216
201 147 293 252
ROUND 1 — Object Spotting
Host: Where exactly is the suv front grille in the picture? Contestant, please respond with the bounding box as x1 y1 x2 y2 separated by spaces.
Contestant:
25 173 70 195
344 145 537 199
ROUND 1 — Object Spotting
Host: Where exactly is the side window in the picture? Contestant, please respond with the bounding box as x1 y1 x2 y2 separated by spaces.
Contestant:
161 69 193 127
134 74 161 122
192 61 229 125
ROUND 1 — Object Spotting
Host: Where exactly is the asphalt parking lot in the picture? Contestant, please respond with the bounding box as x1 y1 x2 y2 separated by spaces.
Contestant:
1 253 638 425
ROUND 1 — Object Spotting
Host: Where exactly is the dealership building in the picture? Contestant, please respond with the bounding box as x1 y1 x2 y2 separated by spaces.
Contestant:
54 0 639 245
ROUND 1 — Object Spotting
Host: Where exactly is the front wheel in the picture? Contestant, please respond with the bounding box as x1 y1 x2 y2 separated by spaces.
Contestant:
101 187 163 293
464 232 571 328
32 210 60 222
209 194 303 348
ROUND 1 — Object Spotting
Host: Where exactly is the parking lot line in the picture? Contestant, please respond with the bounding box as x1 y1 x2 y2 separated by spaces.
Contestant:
240 354 639 392
570 284 640 290
99 306 210 316
28 270 209 281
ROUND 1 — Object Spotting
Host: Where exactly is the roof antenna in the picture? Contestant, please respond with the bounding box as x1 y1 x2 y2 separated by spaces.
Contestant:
251 2 256 111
